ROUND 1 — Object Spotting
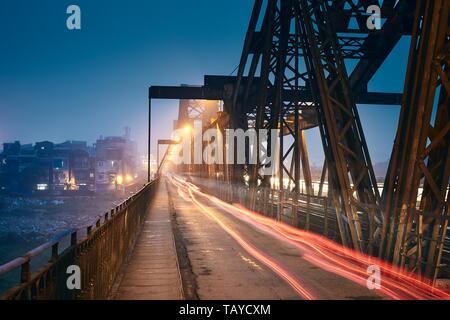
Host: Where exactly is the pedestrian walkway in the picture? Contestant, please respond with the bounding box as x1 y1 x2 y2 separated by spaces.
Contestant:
114 180 183 300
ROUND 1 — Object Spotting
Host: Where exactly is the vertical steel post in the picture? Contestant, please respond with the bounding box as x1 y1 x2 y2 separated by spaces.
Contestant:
148 97 152 182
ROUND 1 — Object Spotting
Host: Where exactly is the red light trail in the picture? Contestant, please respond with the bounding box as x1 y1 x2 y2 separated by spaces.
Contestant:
186 182 317 300
169 174 450 300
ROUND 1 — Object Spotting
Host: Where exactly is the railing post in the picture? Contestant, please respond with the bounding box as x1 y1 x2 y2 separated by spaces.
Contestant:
278 190 283 221
71 232 77 246
292 193 299 227
324 199 329 236
306 193 311 231
20 261 30 284
51 243 59 261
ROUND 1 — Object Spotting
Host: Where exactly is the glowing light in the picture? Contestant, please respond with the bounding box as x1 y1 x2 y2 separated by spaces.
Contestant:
65 177 78 190
36 184 48 191
187 185 316 300
126 175 133 183
169 175 315 299
116 175 123 185
169 174 450 300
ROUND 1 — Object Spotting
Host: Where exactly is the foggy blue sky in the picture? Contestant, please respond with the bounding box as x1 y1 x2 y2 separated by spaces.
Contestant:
0 0 409 164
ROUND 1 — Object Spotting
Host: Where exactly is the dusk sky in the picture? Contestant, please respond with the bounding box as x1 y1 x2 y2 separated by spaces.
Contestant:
0 0 410 165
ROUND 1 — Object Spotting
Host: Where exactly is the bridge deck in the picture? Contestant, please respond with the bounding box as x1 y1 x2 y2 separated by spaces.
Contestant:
113 181 183 300
109 175 445 300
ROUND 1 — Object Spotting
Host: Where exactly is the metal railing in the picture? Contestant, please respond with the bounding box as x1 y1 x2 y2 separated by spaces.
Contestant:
0 178 159 300
187 175 450 279
188 176 337 237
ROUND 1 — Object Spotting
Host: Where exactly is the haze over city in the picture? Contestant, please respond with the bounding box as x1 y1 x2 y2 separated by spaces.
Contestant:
0 0 408 164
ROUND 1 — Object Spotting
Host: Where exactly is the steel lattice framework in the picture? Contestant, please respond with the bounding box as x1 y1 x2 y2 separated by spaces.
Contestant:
232 0 392 253
380 0 450 282
149 0 449 283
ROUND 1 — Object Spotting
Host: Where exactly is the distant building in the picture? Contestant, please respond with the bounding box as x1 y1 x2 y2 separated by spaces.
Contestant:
0 140 96 194
52 141 95 192
0 128 137 195
94 127 138 191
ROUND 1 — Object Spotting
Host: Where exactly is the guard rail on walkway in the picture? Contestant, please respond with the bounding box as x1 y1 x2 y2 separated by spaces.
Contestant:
0 178 159 300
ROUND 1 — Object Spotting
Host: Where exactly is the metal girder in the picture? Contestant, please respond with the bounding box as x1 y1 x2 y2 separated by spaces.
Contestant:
157 139 179 174
149 85 223 100
230 0 312 193
328 0 398 33
248 1 413 59
294 0 383 253
150 73 403 106
349 0 416 93
228 0 385 252
176 99 220 124
150 83 403 105
380 0 450 283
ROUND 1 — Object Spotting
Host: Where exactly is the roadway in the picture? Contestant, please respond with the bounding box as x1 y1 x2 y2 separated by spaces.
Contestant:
166 175 384 300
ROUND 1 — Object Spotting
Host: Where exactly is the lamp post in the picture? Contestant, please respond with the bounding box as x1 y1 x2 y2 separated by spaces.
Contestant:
148 98 152 182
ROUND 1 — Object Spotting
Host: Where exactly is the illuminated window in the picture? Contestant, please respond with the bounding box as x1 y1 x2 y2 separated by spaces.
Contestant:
37 184 48 191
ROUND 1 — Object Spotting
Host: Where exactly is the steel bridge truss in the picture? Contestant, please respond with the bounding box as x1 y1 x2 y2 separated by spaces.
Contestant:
149 0 449 282
232 0 399 254
380 0 450 282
